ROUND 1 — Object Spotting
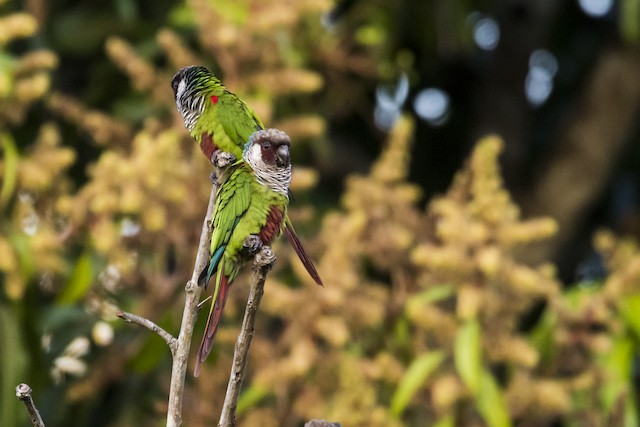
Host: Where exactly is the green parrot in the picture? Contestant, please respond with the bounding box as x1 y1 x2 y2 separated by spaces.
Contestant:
171 65 262 163
194 129 293 377
172 65 323 287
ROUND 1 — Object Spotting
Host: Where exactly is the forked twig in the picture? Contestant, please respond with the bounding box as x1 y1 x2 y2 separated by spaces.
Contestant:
116 310 177 354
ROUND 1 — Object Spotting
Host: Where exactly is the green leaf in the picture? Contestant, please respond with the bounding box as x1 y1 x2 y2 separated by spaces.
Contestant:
58 253 94 304
393 317 411 349
455 318 482 395
390 351 445 417
432 415 455 427
209 0 249 24
618 294 640 338
0 133 19 209
621 0 640 43
11 232 36 279
529 310 557 365
405 284 455 319
599 336 633 416
476 369 512 427
237 385 271 415
407 284 455 307
625 387 639 427
356 25 386 46
0 304 27 427
167 4 196 28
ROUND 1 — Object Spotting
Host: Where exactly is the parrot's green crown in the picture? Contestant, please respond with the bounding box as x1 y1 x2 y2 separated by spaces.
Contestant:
172 65 223 131
243 129 292 197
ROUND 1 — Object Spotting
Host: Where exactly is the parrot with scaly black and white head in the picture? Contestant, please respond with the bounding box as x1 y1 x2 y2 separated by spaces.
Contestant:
172 65 262 162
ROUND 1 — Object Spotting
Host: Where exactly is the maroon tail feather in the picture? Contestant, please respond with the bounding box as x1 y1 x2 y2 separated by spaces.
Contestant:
284 218 324 287
194 274 231 377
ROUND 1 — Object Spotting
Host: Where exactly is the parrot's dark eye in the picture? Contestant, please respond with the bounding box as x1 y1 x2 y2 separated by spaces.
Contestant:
261 142 271 150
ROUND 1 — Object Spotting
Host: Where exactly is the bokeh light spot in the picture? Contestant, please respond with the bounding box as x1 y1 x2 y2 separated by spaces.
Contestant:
529 49 558 78
473 17 500 51
578 0 613 17
374 73 409 131
121 217 141 237
413 88 450 126
525 68 553 107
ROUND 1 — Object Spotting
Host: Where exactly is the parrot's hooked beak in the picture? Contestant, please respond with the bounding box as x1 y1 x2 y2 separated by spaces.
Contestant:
276 144 290 168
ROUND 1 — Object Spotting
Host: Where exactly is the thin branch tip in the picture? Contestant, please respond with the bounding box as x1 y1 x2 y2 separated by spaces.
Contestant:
116 310 177 350
16 383 33 399
16 383 45 427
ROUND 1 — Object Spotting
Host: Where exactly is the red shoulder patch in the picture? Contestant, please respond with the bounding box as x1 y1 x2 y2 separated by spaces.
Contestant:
259 206 285 245
211 95 219 104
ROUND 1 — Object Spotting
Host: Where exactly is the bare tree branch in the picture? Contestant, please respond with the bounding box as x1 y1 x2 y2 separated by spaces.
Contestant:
166 183 218 427
116 310 177 354
15 383 45 427
218 246 276 427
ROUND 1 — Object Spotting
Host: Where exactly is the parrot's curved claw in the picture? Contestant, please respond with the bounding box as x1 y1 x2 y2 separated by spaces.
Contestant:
242 234 263 256
209 171 219 185
212 150 236 169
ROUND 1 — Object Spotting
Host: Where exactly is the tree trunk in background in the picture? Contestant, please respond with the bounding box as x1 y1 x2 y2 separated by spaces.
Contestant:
521 47 640 268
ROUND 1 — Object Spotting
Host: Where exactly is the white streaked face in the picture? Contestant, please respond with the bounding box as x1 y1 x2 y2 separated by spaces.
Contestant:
174 80 205 132
243 130 292 197
245 140 264 166
174 79 187 111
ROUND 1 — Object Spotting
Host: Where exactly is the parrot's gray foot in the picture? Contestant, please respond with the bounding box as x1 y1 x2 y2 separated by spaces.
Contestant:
212 150 236 169
242 234 263 256
255 246 276 270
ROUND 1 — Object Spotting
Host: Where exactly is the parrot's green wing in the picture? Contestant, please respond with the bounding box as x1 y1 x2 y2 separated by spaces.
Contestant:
199 162 253 287
218 91 264 149
195 162 256 377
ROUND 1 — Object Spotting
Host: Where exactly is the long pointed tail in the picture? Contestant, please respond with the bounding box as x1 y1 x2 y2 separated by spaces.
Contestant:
284 217 323 286
194 272 231 377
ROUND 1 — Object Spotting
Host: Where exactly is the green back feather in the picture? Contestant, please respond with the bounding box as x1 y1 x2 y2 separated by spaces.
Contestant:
192 87 264 158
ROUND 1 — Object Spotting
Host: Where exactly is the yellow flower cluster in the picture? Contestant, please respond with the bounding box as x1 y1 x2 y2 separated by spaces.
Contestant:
0 12 56 123
0 124 73 299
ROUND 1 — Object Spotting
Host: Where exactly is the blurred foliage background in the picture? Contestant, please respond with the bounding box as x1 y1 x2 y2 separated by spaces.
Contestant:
2 0 640 426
